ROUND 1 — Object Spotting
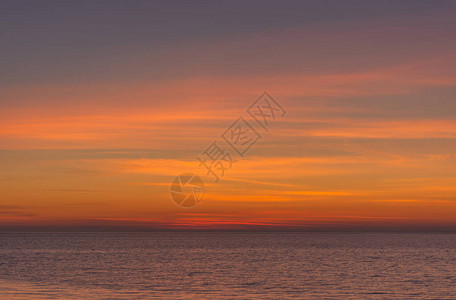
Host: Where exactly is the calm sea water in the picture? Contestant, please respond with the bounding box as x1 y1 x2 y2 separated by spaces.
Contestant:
0 233 455 299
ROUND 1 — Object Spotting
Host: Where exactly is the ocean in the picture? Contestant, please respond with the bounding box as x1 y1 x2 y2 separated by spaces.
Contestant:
0 233 455 299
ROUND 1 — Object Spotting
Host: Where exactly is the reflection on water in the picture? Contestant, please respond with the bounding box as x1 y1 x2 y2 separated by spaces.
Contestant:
1 233 456 299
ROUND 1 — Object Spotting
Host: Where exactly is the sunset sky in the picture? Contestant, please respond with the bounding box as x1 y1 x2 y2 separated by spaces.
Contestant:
1 0 456 231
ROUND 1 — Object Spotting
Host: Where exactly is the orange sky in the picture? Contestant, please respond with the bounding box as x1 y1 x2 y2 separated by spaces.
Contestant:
1 1 456 231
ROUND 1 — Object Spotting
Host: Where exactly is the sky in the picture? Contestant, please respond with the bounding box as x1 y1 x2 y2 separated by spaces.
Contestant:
1 0 456 231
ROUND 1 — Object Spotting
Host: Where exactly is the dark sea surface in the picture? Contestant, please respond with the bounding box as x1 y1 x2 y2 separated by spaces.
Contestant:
0 233 455 299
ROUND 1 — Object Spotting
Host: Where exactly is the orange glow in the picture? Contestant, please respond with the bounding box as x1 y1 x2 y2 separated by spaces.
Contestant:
2 8 456 231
